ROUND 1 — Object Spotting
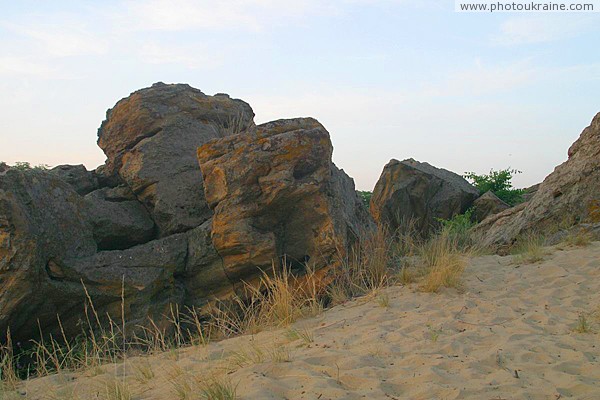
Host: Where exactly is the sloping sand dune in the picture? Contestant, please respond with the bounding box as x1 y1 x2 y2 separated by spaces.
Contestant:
23 243 600 399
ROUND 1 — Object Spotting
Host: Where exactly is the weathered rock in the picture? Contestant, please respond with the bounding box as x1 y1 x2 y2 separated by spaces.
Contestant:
370 158 480 234
472 191 510 222
0 168 97 341
50 164 99 195
84 187 156 250
522 183 540 202
97 82 255 236
478 112 600 250
57 233 189 334
197 118 374 282
184 220 230 305
1 84 377 343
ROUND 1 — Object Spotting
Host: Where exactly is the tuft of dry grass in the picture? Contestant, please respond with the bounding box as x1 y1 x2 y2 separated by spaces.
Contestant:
328 228 392 305
131 359 154 384
228 343 266 369
0 330 19 393
286 327 314 345
198 375 238 400
376 292 390 308
512 233 546 264
573 313 594 334
562 229 593 247
208 262 324 339
101 375 132 400
270 346 292 363
417 229 468 293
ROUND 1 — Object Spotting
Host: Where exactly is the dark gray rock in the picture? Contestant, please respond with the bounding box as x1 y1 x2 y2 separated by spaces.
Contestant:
84 187 156 250
370 158 480 234
50 164 99 195
472 191 510 222
0 168 97 341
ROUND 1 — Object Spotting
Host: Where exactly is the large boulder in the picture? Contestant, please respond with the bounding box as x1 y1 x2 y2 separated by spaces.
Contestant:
0 166 219 341
478 112 600 250
0 84 375 343
97 83 255 237
49 164 99 195
197 118 374 282
0 168 97 341
471 191 510 222
370 158 479 234
83 187 156 250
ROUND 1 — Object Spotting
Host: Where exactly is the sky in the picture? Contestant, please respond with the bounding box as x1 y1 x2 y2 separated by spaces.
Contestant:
1 1 599 190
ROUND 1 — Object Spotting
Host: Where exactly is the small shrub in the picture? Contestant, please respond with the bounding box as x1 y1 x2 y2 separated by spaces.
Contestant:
464 168 525 206
357 191 372 209
437 209 477 250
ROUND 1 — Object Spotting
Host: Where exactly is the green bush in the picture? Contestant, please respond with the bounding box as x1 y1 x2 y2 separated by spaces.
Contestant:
464 168 524 206
357 191 372 209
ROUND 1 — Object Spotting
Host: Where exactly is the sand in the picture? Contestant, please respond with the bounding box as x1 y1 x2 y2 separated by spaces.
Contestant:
17 242 600 400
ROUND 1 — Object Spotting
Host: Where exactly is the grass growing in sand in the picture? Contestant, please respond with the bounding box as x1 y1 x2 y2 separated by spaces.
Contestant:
0 219 484 397
512 232 546 264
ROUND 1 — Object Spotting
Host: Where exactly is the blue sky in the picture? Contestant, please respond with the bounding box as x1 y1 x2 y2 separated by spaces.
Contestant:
1 1 599 190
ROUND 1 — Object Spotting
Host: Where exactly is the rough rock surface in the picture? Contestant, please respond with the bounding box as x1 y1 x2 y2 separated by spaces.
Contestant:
0 168 97 340
0 84 375 342
472 191 510 222
50 164 99 195
83 187 155 250
478 112 600 250
370 158 479 234
198 118 374 282
97 82 255 236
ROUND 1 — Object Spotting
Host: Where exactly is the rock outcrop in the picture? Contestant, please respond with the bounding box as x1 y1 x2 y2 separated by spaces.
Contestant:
471 191 510 222
370 159 479 234
0 168 97 341
478 112 600 250
0 84 374 342
50 164 99 195
198 118 374 282
97 82 255 237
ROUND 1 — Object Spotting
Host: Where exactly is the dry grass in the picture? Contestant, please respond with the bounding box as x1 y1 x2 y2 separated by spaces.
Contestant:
198 375 238 400
0 330 19 393
0 220 481 395
286 327 314 345
573 313 594 334
101 375 132 400
512 233 546 264
208 262 324 339
417 229 469 293
562 229 593 247
327 228 392 305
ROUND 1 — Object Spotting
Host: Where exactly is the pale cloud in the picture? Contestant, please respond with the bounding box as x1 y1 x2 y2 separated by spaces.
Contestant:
424 58 538 97
0 56 58 78
2 21 109 57
139 43 224 69
120 0 339 31
492 15 598 45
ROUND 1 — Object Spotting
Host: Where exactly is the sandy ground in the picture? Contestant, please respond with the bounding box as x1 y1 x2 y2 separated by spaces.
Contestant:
18 242 600 400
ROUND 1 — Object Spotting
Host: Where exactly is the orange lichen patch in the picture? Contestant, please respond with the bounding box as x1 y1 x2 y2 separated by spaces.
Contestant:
203 166 228 206
588 200 600 223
